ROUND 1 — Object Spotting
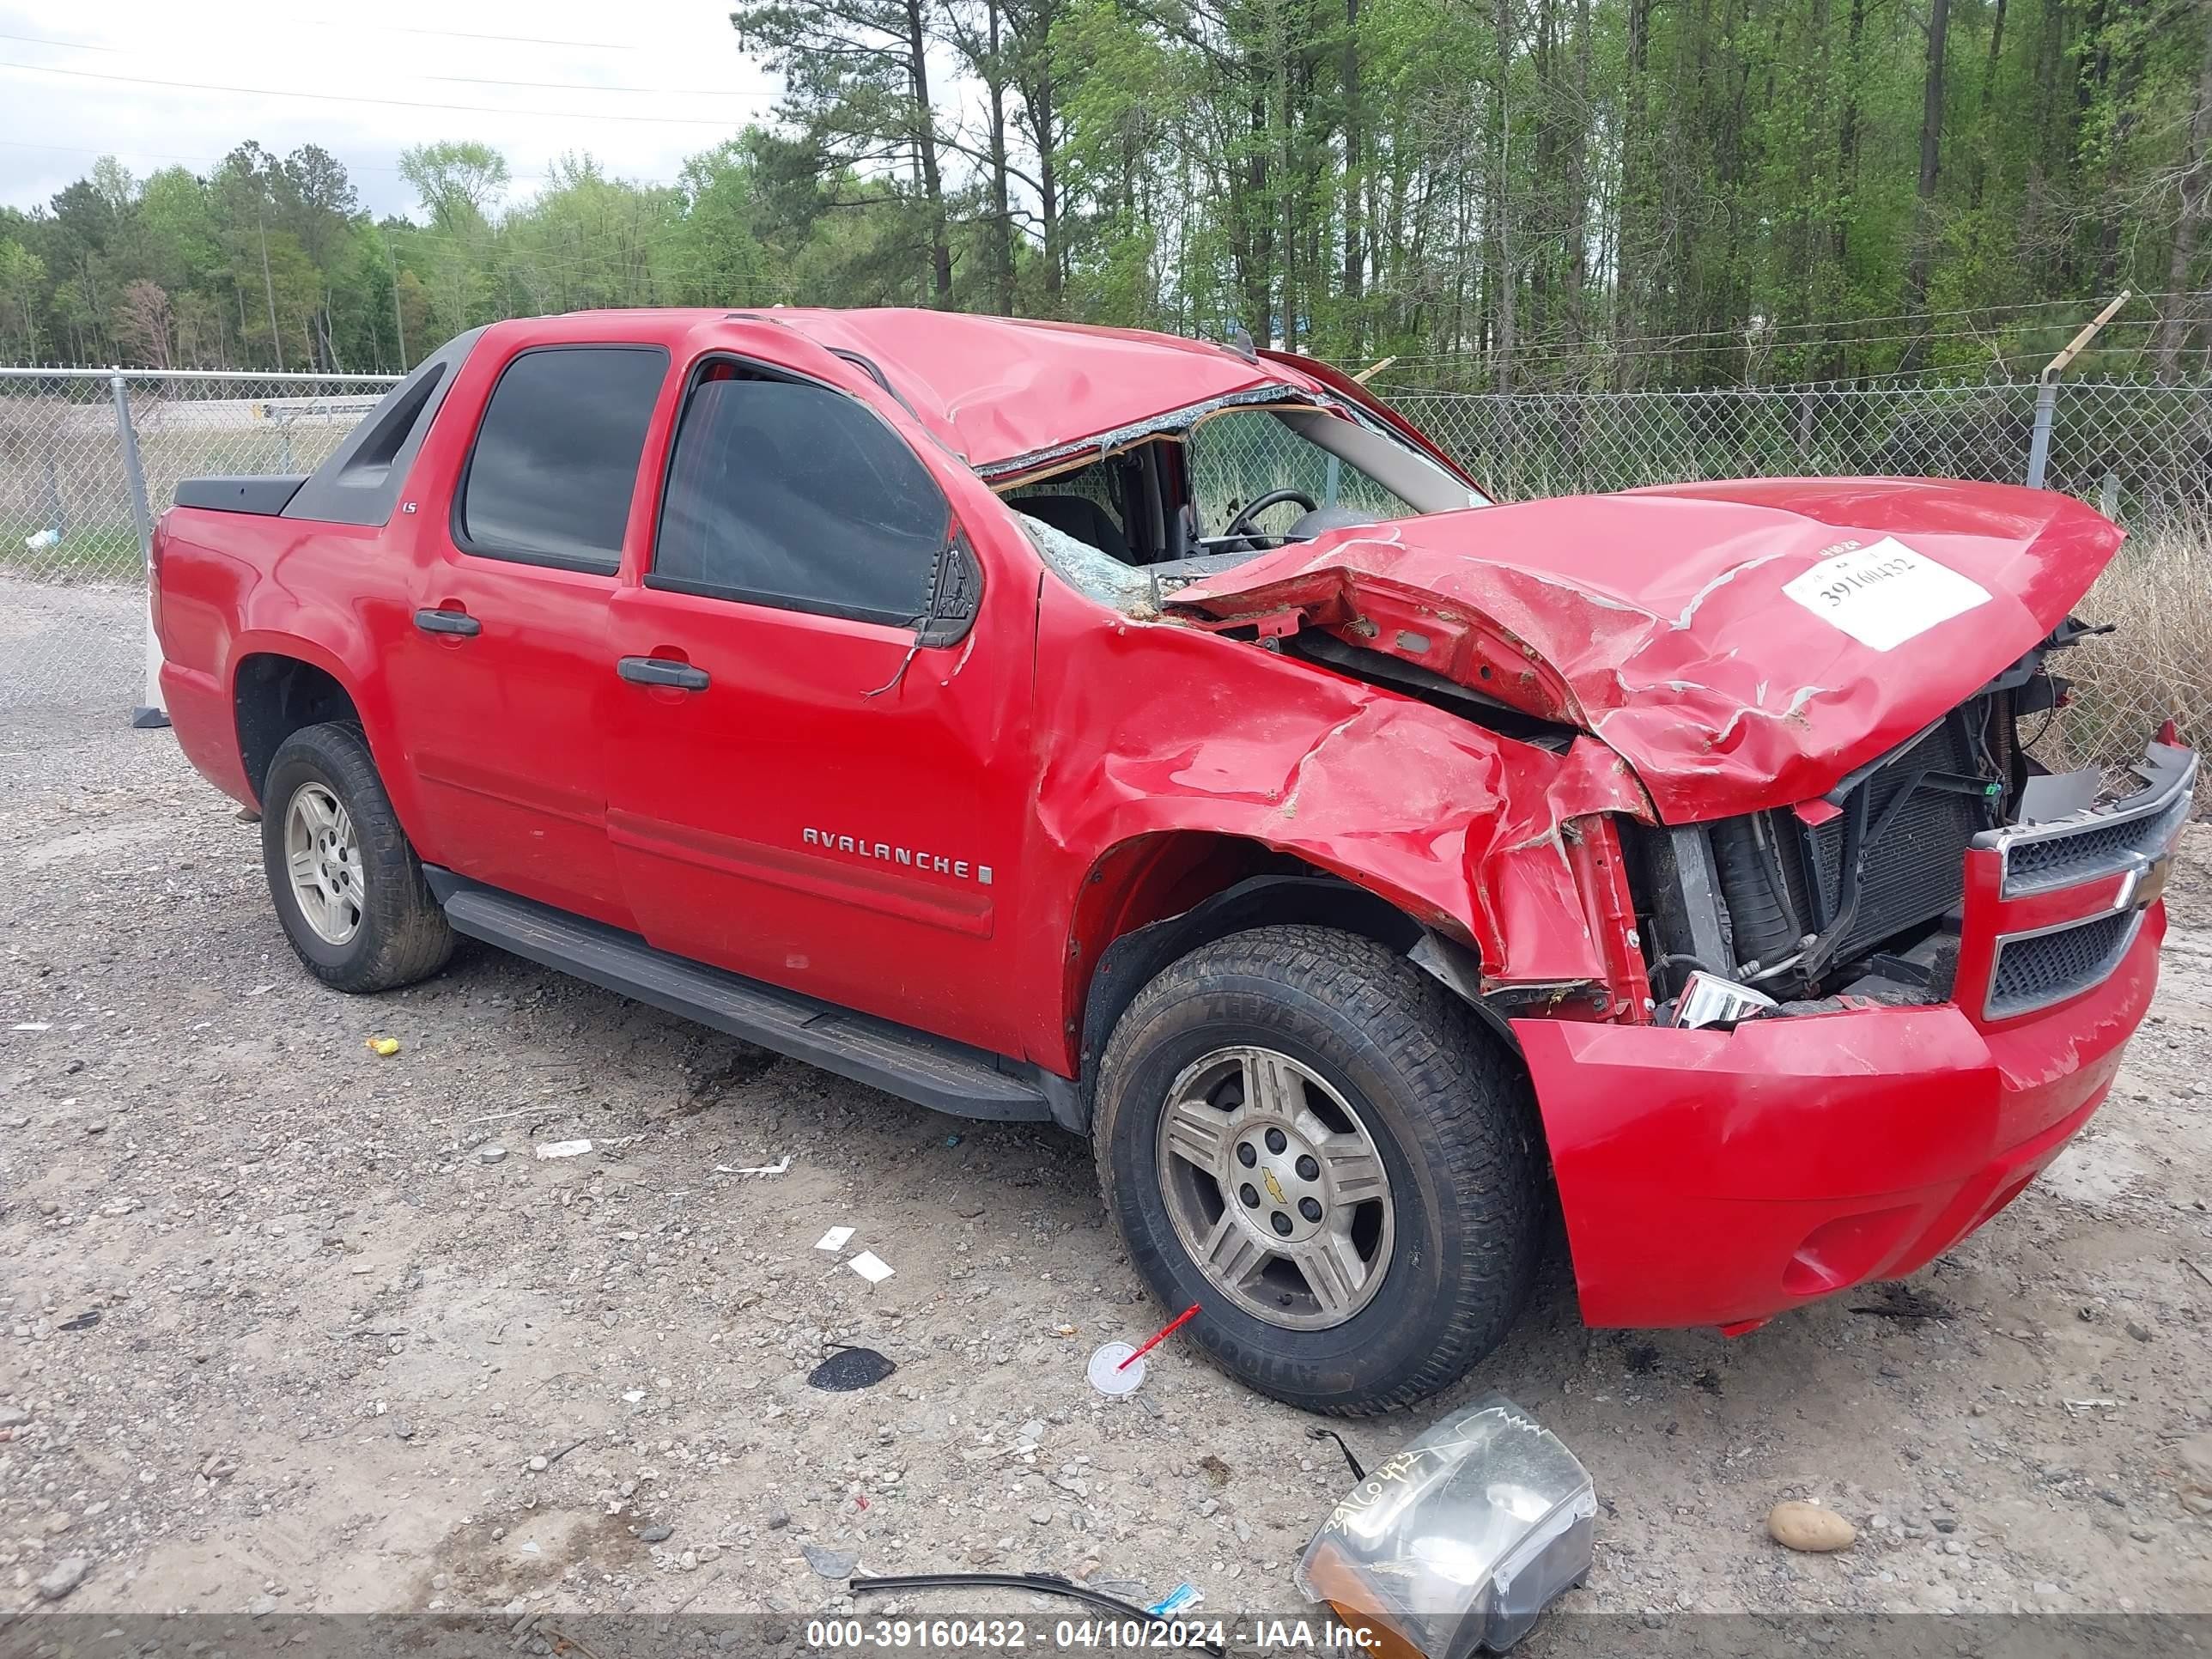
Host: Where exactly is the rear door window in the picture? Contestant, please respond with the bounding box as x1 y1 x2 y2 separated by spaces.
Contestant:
456 344 669 572
652 370 950 625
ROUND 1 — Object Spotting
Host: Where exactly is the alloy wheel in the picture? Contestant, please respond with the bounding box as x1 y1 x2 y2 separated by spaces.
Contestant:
283 781 364 945
1153 1044 1395 1329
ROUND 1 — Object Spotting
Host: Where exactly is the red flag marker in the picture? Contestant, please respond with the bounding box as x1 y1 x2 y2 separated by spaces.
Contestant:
1120 1303 1200 1370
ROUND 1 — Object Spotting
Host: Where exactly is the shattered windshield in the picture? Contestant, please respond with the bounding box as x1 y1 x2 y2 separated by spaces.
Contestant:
998 392 1486 612
1184 407 1457 538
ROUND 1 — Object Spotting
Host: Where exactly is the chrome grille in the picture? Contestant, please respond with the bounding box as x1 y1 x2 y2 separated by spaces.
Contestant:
1986 910 2144 1020
1980 743 2197 899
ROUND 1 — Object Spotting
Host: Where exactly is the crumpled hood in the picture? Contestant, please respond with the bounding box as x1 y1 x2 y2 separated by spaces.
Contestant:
1167 478 2124 823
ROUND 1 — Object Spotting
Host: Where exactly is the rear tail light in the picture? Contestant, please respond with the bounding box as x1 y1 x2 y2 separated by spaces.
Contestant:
148 517 168 639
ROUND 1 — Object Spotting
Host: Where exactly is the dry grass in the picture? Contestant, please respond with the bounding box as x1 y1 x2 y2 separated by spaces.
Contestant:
2044 512 2212 775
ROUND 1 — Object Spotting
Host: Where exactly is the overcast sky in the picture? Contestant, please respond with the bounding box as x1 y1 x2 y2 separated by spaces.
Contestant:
0 0 785 219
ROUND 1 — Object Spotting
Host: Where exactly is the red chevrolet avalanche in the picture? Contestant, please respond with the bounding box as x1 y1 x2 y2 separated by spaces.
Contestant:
150 308 2194 1414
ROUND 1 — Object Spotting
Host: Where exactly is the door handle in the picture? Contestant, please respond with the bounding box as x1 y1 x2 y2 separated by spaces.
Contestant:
415 607 481 637
617 655 710 691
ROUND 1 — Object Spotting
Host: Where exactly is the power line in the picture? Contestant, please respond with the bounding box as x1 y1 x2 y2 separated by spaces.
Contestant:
309 19 648 50
0 27 771 98
420 74 772 98
1353 293 2191 363
1357 311 2177 373
0 21 648 54
0 58 773 126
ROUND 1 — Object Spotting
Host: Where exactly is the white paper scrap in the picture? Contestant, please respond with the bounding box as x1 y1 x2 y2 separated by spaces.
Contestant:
536 1139 594 1159
847 1250 895 1285
1782 537 1991 652
717 1154 792 1176
815 1225 855 1253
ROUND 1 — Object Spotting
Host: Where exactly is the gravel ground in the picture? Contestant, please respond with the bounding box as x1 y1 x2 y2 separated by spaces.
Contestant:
3 583 2211 1631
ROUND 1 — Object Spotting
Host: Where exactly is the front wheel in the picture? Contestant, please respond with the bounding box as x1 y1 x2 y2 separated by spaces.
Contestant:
260 720 453 994
1092 925 1543 1415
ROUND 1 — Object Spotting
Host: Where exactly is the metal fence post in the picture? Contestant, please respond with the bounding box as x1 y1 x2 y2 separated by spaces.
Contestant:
2025 289 2130 495
110 373 168 730
2025 380 2057 490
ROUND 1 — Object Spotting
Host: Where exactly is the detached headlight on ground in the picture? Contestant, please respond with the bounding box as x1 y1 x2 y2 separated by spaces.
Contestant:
1296 1395 1596 1655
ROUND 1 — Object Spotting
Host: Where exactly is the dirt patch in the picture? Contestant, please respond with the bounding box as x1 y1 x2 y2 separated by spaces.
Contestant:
1 644 2209 1621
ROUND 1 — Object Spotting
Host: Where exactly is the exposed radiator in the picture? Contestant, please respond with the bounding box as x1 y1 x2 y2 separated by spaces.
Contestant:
1717 695 2009 986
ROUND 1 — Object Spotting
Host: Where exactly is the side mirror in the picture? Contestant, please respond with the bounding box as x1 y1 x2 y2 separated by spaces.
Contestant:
867 531 983 698
915 532 981 649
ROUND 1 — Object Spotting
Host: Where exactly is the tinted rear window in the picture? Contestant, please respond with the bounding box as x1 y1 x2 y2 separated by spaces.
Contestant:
457 345 668 571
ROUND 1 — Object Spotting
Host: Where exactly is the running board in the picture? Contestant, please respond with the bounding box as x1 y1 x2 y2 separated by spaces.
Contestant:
428 872 1055 1124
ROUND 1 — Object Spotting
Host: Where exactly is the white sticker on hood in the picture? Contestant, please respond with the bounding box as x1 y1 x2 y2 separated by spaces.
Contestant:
1782 537 1992 651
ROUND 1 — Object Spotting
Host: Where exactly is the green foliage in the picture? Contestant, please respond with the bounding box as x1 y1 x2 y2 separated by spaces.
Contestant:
6 0 2212 384
396 141 510 234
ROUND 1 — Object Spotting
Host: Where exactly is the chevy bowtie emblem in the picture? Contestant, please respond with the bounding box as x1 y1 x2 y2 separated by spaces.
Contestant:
1261 1169 1286 1205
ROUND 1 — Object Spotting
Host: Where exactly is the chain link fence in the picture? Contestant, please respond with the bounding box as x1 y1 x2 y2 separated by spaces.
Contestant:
1 367 394 720
1382 380 2212 524
2 367 2205 764
1375 381 2212 767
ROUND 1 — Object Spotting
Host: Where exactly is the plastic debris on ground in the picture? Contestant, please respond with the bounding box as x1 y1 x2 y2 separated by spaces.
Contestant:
536 1139 593 1159
1296 1392 1595 1656
1146 1583 1202 1617
802 1545 859 1579
1085 1341 1145 1396
1086 1302 1196 1395
815 1225 855 1253
806 1345 896 1392
847 1250 895 1284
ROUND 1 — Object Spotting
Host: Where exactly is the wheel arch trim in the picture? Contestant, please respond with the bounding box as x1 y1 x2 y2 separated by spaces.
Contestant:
1066 861 1508 1135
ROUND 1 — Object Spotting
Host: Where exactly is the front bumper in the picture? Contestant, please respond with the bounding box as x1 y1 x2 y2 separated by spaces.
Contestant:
1514 739 2193 1331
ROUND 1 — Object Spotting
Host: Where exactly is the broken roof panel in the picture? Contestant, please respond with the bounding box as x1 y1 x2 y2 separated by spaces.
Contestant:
761 309 1300 469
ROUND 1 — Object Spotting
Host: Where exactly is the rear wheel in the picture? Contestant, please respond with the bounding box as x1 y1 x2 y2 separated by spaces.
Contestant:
1093 925 1542 1415
260 721 453 994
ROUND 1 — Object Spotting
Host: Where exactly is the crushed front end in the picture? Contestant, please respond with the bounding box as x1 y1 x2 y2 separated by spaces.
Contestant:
1518 634 2194 1329
1158 473 2187 1334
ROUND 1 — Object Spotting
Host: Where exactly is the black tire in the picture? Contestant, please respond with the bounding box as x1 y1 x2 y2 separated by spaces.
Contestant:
260 720 453 994
1092 924 1542 1415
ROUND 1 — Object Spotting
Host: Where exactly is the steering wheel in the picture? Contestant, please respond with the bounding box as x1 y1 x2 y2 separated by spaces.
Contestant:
1222 487 1319 543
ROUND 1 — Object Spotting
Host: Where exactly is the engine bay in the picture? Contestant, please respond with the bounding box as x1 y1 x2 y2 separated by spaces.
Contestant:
1626 622 2157 1021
